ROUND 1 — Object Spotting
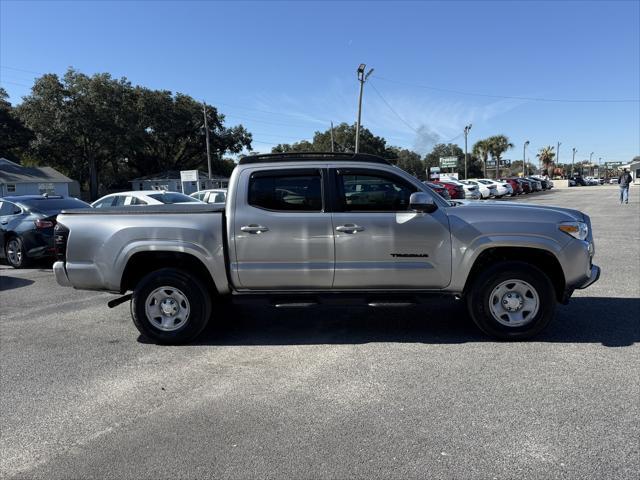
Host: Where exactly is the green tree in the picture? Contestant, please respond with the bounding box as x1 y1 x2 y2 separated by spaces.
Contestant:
472 139 491 178
272 123 394 159
17 68 252 199
486 135 514 178
424 143 464 173
0 88 33 161
387 147 425 179
536 145 556 176
271 140 315 153
128 88 251 179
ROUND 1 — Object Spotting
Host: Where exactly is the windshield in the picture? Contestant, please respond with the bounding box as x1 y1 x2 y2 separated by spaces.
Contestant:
147 192 201 204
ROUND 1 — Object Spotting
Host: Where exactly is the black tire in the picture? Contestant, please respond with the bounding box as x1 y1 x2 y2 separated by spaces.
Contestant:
5 236 29 269
131 268 212 344
466 261 556 340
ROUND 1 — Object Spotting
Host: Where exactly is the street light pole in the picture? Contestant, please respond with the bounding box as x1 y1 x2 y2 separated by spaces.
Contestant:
464 124 472 179
203 102 212 180
589 152 594 176
523 140 530 177
572 148 577 176
355 63 374 153
330 121 335 152
556 142 561 175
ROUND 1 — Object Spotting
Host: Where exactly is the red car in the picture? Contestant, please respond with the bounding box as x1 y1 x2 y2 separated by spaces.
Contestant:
423 181 451 200
433 180 465 199
500 178 523 196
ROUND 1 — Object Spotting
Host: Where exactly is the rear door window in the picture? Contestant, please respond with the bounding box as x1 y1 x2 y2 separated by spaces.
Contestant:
249 170 323 212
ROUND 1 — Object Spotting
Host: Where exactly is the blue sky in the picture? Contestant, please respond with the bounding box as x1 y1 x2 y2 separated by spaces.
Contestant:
1 0 639 163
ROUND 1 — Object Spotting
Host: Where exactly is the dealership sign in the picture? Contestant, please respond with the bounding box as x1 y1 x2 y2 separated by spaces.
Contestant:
439 157 457 168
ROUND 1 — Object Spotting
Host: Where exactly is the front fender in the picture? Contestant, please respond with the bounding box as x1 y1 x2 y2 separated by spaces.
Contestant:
448 233 569 292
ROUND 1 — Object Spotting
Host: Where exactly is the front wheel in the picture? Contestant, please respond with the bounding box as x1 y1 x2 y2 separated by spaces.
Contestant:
131 268 212 344
466 261 556 340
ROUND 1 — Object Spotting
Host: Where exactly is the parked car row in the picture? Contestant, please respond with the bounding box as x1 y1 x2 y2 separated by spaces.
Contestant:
1 189 229 268
570 175 606 186
424 176 552 201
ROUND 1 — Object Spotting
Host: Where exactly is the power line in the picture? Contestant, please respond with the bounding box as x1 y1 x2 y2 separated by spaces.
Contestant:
0 65 42 75
0 80 32 88
369 81 420 134
370 80 464 145
373 74 640 103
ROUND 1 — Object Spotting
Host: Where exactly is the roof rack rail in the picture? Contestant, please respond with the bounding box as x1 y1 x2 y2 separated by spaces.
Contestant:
238 152 391 165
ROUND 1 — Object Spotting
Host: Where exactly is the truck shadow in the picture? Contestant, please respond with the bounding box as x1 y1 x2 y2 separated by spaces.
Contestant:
0 275 35 291
191 296 639 348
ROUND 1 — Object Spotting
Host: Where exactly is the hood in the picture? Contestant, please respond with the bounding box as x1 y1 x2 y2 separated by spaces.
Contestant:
449 200 585 222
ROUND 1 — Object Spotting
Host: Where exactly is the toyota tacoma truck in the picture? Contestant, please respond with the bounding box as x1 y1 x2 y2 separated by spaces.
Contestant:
52 153 600 344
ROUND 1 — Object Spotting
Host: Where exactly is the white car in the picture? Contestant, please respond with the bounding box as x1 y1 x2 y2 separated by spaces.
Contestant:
531 175 554 189
440 177 481 200
464 179 497 199
190 188 227 206
91 190 204 208
470 179 512 198
584 176 600 186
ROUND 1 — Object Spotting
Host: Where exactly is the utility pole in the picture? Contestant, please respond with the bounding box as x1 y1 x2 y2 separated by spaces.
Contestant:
464 124 472 179
589 152 594 176
203 102 212 180
355 63 374 153
572 148 577 176
523 140 530 177
330 122 335 152
557 142 561 175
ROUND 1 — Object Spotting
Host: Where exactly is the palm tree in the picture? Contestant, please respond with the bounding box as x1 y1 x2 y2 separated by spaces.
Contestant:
536 146 556 176
472 139 491 178
487 135 514 178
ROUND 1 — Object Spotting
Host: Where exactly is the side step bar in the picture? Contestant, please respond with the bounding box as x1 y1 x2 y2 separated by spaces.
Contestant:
232 292 450 308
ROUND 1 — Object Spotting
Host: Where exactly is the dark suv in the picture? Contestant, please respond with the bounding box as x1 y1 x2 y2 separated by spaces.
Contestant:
0 195 89 268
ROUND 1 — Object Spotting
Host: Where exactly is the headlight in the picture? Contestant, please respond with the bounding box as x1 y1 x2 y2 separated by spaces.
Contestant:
559 221 589 241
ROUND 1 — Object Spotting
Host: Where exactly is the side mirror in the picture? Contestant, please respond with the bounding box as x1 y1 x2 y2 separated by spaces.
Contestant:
410 192 438 213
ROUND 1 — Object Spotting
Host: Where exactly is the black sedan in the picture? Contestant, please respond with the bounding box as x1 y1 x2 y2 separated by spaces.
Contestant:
0 195 89 268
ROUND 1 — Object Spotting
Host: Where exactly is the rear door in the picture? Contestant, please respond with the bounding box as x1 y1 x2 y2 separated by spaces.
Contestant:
331 167 452 289
232 167 334 290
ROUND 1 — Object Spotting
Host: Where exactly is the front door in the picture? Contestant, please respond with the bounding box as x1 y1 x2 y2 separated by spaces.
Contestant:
232 167 334 290
331 167 452 289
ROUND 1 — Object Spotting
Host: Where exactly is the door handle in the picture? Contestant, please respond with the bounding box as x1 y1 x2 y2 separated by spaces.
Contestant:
241 224 269 234
0 220 7 225
335 224 365 233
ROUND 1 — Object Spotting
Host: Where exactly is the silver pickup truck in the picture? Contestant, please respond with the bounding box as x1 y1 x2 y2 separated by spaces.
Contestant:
53 153 600 344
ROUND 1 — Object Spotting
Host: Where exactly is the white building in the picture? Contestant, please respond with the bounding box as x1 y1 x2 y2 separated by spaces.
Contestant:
0 158 79 197
619 156 640 184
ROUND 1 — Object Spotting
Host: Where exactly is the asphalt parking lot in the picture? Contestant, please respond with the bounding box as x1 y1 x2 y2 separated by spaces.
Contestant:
1 185 638 479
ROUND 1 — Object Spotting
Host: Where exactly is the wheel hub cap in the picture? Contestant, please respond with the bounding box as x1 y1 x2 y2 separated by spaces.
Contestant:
160 298 179 316
501 292 523 312
145 287 191 332
489 279 540 327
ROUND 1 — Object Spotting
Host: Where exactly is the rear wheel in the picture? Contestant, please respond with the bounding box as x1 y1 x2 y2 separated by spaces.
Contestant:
466 261 556 340
131 268 212 344
5 236 29 268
